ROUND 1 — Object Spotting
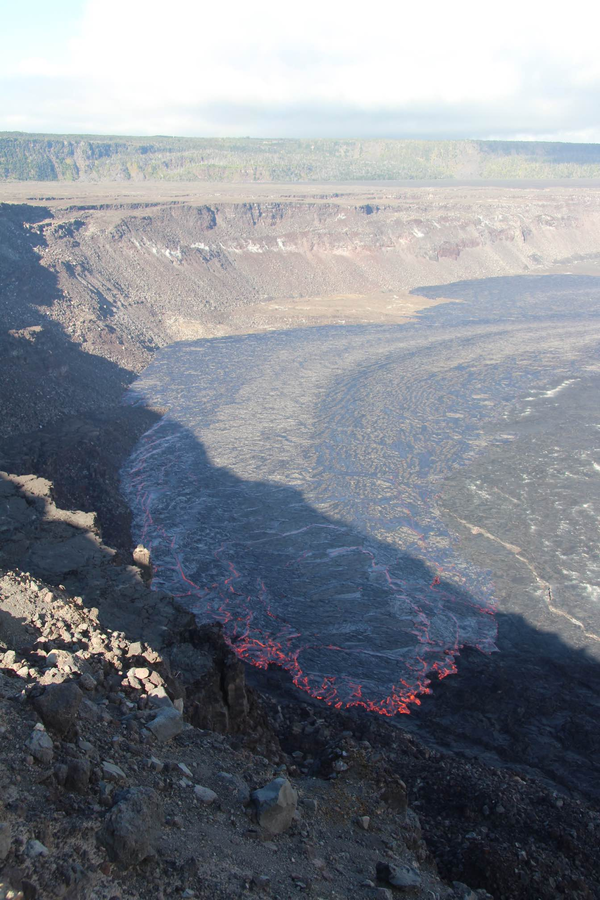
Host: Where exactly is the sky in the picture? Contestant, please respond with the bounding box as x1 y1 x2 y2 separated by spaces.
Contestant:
1 0 600 141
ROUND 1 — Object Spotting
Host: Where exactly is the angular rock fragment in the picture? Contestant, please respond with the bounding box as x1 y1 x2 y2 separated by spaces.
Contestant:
101 761 127 784
146 707 183 741
1 650 16 669
376 861 421 889
147 756 164 773
78 698 102 722
194 785 218 805
26 724 54 764
250 777 297 835
130 667 150 681
79 673 96 691
25 839 49 859
133 544 151 577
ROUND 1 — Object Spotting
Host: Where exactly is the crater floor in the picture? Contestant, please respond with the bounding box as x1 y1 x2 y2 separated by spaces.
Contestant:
122 275 600 733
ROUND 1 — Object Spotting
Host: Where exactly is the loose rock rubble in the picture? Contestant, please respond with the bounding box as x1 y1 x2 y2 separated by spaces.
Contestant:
0 478 457 900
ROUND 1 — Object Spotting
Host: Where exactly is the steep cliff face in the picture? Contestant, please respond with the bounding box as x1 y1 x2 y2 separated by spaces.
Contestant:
4 133 600 181
3 186 600 441
17 188 600 376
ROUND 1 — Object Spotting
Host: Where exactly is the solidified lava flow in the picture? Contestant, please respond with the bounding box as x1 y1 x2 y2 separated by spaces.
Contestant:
121 283 600 715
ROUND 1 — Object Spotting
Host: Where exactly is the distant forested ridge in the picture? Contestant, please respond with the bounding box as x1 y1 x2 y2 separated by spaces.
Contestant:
3 133 600 182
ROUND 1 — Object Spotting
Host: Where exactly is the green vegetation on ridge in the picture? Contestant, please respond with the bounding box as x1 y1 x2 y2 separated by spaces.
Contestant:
3 133 600 182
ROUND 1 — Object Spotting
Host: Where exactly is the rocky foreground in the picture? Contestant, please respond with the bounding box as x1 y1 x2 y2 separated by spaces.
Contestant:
0 471 599 900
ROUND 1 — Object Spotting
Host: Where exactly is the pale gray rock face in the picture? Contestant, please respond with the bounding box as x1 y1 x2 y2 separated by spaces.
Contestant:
146 707 183 741
98 786 164 867
376 861 422 889
26 724 54 764
250 777 298 835
146 685 173 709
101 761 127 784
193 785 218 805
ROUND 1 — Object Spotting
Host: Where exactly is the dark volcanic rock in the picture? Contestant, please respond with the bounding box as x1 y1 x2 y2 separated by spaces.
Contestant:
98 786 164 867
33 681 83 735
65 758 91 793
180 623 280 758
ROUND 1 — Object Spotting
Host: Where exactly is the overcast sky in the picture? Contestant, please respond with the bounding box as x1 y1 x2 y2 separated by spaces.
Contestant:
1 0 599 141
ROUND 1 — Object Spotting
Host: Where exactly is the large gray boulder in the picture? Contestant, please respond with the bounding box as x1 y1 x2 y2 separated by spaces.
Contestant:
146 707 183 742
250 777 297 835
33 681 83 735
98 787 163 867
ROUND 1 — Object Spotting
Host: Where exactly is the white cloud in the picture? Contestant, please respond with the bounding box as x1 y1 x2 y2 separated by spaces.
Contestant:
1 0 600 138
